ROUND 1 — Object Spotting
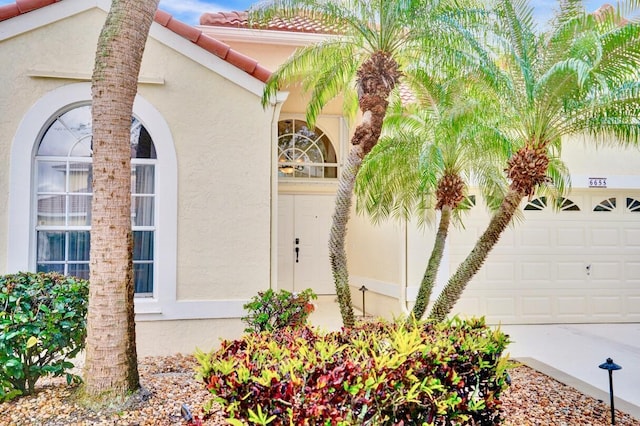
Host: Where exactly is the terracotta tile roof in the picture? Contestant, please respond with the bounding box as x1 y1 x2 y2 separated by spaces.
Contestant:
153 10 271 82
0 0 58 20
200 10 343 34
593 3 628 26
398 84 417 106
0 0 271 83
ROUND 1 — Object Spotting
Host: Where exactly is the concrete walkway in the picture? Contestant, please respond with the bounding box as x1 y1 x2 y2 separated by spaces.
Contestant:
308 298 640 419
502 323 640 419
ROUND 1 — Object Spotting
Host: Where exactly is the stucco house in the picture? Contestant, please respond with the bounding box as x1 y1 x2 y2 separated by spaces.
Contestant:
1 0 638 356
198 8 640 327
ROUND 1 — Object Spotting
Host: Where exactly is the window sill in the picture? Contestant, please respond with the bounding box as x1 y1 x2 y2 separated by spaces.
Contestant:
134 297 162 314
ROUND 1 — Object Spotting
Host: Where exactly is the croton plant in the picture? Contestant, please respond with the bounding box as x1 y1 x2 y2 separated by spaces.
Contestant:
195 317 511 425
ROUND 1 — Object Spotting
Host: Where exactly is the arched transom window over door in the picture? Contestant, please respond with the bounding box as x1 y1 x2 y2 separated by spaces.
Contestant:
277 119 338 179
35 104 157 296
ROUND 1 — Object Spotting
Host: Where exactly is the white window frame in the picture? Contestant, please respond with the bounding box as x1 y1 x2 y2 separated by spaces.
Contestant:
7 82 177 317
277 118 338 179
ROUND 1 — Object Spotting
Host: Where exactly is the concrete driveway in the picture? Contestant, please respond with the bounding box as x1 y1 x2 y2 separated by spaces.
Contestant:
501 323 640 419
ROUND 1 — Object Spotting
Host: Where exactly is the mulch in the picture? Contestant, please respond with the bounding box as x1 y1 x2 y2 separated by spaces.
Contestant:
1 354 638 425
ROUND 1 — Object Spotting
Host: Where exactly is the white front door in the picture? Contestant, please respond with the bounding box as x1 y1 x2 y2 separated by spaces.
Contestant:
278 194 336 294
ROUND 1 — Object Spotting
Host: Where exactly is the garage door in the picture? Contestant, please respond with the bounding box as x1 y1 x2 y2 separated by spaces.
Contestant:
450 190 640 324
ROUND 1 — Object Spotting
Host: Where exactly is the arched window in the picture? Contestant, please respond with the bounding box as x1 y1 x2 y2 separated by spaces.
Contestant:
277 119 337 179
34 105 157 296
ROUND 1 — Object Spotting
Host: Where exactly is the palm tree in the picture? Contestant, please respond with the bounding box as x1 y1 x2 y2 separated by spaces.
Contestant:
429 0 640 321
355 72 512 321
80 0 159 407
256 0 483 327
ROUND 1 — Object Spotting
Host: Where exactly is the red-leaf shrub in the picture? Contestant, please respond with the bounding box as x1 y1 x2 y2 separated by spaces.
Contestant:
195 317 511 425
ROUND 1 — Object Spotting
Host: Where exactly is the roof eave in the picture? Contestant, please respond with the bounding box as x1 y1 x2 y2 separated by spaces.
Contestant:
197 25 336 47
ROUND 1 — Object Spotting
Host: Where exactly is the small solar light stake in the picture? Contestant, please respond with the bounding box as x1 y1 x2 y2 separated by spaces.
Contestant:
359 285 368 317
598 357 622 425
181 403 193 422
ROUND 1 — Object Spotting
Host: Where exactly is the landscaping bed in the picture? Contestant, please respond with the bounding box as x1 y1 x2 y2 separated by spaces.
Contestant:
1 354 638 425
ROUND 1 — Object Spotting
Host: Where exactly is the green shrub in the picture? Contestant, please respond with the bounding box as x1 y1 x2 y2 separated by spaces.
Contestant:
241 288 317 333
0 272 88 401
196 317 511 425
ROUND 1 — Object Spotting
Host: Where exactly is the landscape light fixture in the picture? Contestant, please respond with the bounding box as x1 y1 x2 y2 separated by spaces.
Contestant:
181 403 193 422
359 285 368 317
598 357 622 425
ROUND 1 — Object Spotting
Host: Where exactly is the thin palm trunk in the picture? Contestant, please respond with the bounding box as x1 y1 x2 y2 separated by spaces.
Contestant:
428 190 523 322
81 0 158 406
409 205 452 322
329 146 362 328
329 52 399 328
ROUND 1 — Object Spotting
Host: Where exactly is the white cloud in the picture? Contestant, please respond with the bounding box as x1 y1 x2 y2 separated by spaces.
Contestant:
159 0 232 25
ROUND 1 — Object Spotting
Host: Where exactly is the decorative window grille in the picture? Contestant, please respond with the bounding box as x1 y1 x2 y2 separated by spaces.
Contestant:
627 198 640 212
558 197 580 211
458 195 476 210
277 119 338 179
524 196 580 211
34 105 156 296
524 197 547 211
594 198 616 212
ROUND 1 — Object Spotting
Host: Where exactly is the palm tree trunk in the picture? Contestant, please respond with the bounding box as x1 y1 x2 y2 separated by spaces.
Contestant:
409 205 452 322
329 51 400 328
329 146 363 328
428 190 523 322
81 0 158 407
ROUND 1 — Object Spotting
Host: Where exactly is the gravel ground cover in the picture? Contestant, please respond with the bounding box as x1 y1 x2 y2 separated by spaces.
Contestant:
1 354 638 426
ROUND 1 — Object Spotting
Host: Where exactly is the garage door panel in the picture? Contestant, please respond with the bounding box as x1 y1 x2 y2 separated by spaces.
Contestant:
624 229 640 246
625 262 640 281
451 295 481 317
590 228 620 247
520 228 551 247
589 262 622 280
627 297 640 316
556 262 587 280
557 227 586 247
591 296 623 315
557 296 587 316
521 263 551 280
452 190 640 324
521 296 552 316
484 262 515 281
486 297 517 317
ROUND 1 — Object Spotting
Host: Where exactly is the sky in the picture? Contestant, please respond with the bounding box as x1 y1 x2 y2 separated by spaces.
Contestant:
0 0 616 27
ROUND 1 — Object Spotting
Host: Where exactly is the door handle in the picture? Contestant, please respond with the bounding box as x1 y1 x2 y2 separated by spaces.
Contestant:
295 246 300 263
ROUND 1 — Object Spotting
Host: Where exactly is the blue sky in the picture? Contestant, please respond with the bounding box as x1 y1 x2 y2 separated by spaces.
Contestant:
0 0 613 27
162 1 610 26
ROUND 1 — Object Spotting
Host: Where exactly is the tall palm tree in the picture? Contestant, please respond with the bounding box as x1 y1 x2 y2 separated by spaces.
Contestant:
80 0 159 407
429 0 640 321
256 0 483 327
355 72 513 322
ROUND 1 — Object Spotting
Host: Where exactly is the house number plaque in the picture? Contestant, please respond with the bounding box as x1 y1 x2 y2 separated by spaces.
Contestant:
589 177 607 188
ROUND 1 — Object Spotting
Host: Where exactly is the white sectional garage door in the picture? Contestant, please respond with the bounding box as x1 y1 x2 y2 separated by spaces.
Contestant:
450 190 640 324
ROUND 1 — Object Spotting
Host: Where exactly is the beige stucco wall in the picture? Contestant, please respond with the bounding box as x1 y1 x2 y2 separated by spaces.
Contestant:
1 8 274 298
136 318 245 357
561 135 640 178
136 38 275 300
1 6 277 355
346 207 406 318
0 9 108 273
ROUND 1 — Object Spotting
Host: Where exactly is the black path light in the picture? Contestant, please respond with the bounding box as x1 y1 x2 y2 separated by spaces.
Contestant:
359 285 368 317
598 357 622 425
